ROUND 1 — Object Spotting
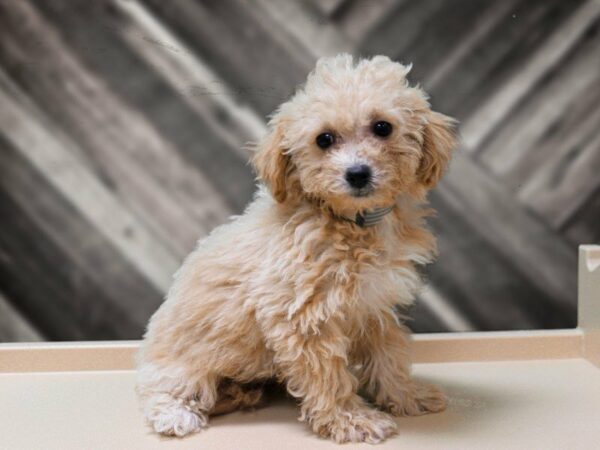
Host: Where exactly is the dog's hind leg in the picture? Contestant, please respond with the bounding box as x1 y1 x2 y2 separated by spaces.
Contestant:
210 379 265 416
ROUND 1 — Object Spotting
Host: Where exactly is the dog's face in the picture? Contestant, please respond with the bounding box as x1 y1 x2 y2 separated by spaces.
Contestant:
253 55 457 213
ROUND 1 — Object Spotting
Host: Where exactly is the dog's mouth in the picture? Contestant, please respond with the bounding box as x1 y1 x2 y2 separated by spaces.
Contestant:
350 186 375 198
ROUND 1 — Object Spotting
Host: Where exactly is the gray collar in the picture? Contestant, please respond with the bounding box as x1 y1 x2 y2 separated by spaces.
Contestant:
337 205 395 228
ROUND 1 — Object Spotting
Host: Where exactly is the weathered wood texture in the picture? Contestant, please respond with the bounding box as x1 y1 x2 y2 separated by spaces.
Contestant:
0 0 596 340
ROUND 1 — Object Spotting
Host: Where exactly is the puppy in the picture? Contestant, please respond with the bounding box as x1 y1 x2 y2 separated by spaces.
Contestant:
136 54 457 444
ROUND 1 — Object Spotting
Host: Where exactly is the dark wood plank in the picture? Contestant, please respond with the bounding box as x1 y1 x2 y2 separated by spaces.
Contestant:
562 184 600 246
0 291 43 342
402 300 450 334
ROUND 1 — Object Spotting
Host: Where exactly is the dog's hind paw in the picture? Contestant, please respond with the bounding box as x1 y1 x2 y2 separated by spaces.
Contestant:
316 407 398 444
384 382 448 417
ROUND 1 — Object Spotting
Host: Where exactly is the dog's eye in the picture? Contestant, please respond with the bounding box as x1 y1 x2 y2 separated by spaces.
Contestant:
372 121 393 138
316 132 335 149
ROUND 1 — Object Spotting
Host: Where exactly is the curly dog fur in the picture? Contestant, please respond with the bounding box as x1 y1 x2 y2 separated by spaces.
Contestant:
136 54 457 444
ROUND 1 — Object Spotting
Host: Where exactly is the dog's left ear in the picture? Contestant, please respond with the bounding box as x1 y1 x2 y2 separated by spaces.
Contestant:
252 120 289 203
417 111 458 189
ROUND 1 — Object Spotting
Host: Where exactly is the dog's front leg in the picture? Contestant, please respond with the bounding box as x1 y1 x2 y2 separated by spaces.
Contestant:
270 322 397 444
360 312 447 416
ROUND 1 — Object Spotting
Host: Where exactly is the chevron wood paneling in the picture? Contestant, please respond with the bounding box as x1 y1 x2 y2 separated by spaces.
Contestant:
0 0 597 340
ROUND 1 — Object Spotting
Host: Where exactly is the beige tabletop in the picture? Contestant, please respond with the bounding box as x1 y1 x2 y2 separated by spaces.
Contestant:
1 358 599 450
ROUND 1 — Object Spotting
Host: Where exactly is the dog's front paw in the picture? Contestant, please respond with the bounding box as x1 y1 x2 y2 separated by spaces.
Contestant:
147 402 208 437
384 382 447 417
314 407 398 444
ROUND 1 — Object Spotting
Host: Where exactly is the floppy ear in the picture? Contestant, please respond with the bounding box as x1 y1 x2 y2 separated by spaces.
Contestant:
417 111 458 189
252 121 289 203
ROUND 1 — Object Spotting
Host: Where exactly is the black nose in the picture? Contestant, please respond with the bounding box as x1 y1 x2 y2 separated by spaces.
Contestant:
345 164 372 189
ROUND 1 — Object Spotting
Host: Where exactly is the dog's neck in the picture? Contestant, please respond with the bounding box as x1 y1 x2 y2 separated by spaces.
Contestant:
296 192 396 230
330 205 395 228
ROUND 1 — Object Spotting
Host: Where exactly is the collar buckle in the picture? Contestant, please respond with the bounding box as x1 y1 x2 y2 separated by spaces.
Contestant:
353 205 394 228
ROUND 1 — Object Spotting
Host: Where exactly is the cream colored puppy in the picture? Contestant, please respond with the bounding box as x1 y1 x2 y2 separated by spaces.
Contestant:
136 54 457 444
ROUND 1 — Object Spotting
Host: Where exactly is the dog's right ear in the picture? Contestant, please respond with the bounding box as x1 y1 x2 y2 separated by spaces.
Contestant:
252 120 289 203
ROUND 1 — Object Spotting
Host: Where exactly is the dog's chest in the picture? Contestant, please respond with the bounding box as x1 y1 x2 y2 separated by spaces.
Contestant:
325 235 420 310
355 261 418 310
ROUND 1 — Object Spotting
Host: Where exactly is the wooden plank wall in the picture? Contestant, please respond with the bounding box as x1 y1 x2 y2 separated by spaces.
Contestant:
0 0 597 340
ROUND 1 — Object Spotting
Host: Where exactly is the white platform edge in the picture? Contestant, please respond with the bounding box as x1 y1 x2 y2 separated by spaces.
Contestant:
0 329 586 373
579 244 600 368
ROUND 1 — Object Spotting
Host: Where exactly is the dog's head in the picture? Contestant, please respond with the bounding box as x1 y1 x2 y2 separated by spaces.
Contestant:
252 54 457 214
